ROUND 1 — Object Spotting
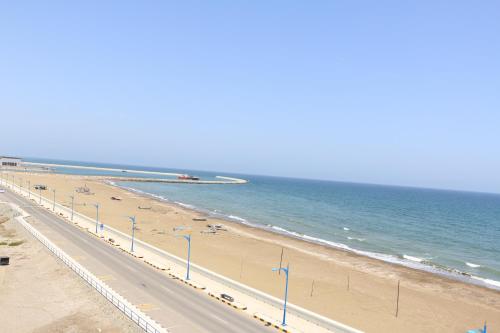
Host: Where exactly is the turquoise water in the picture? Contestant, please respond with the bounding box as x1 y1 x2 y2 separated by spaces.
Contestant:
27 158 500 289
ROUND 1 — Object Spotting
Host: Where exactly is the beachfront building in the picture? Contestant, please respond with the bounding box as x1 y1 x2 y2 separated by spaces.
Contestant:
0 156 22 167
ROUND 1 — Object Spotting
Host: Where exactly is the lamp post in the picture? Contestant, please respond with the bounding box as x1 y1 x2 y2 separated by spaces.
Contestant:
70 195 75 221
27 180 30 198
272 264 290 327
93 203 100 233
39 187 42 204
52 189 56 211
128 216 136 252
182 234 192 280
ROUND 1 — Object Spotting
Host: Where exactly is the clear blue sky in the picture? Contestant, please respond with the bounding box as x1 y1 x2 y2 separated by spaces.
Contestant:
1 1 499 193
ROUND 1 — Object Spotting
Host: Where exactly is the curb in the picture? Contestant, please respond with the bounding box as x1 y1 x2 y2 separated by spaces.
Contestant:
253 313 302 333
208 292 247 310
167 272 206 290
9 203 168 333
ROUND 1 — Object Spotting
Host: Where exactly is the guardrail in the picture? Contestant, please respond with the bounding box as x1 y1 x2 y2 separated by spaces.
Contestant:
4 177 362 333
10 202 167 333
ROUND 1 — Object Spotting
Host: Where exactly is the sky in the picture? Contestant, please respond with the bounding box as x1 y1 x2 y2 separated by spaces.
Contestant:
1 1 499 193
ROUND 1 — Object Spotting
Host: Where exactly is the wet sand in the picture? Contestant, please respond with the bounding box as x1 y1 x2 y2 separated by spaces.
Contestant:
7 172 500 332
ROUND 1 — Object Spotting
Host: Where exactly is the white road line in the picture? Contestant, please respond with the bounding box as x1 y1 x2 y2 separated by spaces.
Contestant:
209 313 229 325
161 285 174 294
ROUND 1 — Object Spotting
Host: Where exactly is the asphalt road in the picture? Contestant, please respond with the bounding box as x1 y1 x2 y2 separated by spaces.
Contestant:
1 189 271 333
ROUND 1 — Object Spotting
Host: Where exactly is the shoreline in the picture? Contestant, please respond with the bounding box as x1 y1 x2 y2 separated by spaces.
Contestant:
111 179 500 292
4 171 500 332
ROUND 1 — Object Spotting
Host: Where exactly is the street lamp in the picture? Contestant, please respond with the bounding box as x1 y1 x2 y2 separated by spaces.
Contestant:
27 180 30 198
52 189 56 211
180 234 192 280
93 203 100 233
69 195 75 221
39 186 42 204
272 264 290 327
127 216 136 252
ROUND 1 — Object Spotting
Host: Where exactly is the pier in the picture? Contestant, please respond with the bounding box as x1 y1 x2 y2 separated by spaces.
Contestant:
22 162 248 184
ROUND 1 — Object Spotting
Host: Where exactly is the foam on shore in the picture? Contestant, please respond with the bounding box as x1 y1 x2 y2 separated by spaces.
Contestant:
109 181 500 292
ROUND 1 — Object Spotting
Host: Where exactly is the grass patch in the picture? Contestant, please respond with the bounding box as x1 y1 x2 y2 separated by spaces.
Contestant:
8 240 24 246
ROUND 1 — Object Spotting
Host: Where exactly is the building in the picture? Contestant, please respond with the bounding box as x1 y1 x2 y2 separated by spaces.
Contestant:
0 156 22 167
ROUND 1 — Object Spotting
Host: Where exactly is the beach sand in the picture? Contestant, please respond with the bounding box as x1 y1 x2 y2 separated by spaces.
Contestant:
9 172 500 332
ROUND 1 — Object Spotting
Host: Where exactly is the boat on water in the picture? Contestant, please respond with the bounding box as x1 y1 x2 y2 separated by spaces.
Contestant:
177 174 200 181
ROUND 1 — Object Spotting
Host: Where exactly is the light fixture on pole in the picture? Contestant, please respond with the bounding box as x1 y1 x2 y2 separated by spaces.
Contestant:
93 203 100 233
272 264 290 327
52 189 56 211
127 216 136 252
70 195 75 221
174 227 192 281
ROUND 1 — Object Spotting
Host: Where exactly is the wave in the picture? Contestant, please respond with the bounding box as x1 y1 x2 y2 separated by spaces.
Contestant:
228 215 247 222
471 276 500 288
466 262 481 268
403 255 425 263
175 201 195 209
108 181 500 292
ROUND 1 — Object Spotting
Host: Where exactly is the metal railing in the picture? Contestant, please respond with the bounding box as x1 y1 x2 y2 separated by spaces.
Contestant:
12 204 167 333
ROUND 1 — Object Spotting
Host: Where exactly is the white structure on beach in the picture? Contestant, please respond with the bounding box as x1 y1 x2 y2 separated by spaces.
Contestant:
0 156 22 167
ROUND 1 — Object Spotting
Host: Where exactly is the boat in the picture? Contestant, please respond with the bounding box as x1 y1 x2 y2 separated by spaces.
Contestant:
177 174 200 180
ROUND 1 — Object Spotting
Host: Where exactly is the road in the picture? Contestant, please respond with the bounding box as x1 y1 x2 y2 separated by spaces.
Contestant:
1 189 270 333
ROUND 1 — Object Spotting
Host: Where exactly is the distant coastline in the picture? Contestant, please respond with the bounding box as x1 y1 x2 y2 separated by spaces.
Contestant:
9 158 500 291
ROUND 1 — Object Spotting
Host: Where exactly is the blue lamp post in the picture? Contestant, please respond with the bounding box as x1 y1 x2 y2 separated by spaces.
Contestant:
128 216 136 252
182 234 192 280
93 203 100 233
272 264 290 327
52 189 56 211
69 195 75 221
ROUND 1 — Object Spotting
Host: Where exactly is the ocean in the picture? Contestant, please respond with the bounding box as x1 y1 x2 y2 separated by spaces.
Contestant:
26 158 500 289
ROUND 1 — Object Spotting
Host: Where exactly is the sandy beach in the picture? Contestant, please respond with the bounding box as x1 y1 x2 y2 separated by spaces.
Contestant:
7 172 500 332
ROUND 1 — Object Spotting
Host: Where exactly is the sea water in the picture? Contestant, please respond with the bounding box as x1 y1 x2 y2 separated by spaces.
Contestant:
27 158 500 289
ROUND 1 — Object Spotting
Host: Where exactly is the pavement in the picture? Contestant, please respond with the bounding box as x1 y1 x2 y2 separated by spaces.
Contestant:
1 189 273 333
0 204 143 333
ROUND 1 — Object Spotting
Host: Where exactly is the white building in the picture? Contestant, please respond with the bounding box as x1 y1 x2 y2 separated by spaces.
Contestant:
0 156 22 167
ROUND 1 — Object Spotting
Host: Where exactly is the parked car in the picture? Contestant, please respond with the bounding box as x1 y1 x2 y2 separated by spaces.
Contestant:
220 293 234 302
0 189 5 193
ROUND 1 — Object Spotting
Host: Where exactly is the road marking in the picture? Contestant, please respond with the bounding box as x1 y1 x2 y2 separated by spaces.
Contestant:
161 285 173 294
209 313 229 325
98 274 115 281
136 303 158 312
